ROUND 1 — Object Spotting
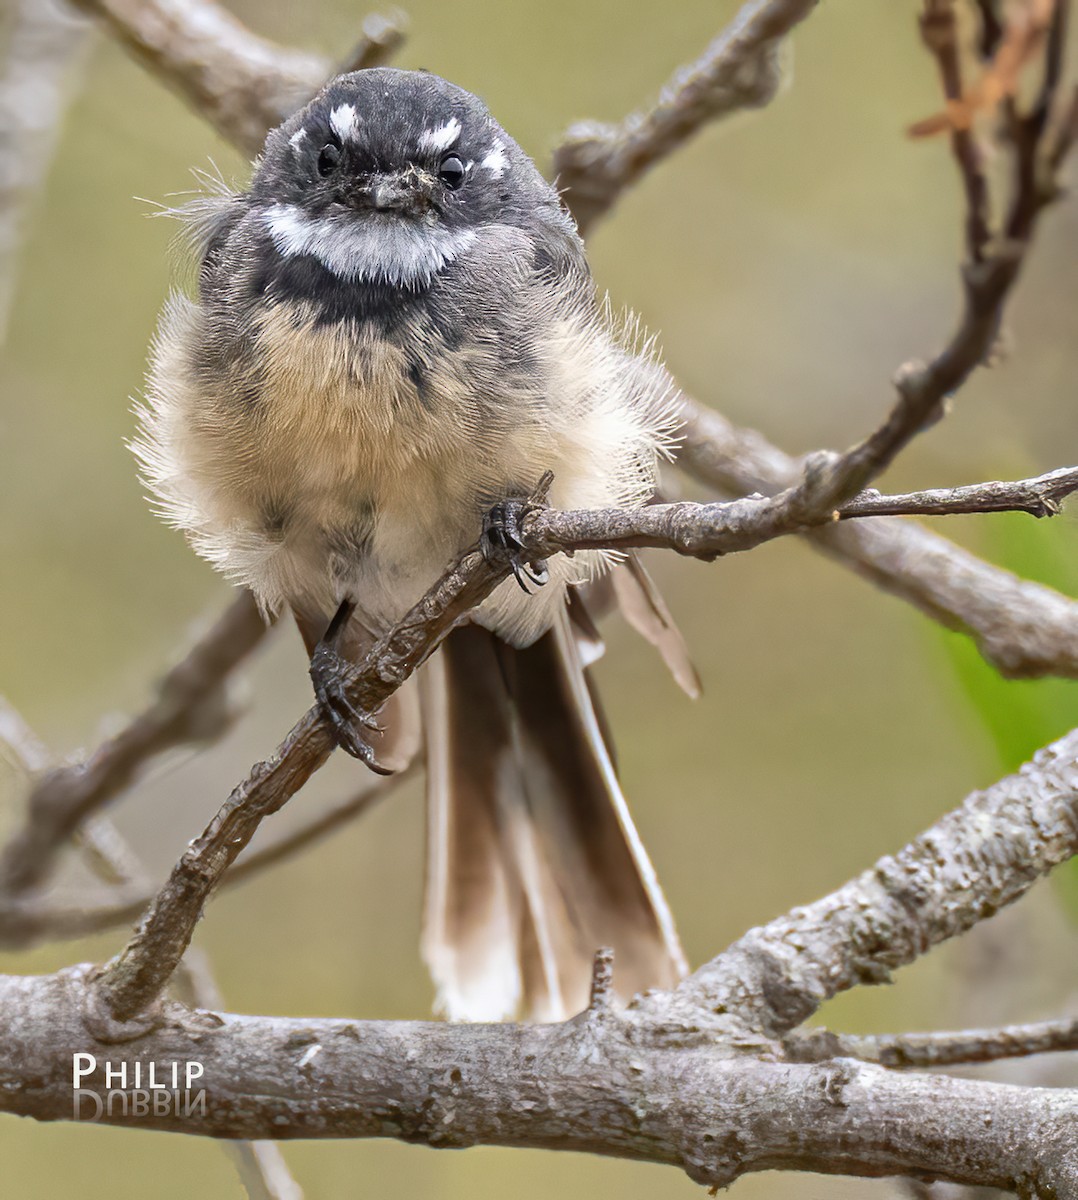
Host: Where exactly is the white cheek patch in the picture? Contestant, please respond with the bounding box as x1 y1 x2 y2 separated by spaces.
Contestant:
418 118 461 154
262 203 478 288
329 104 361 143
480 141 508 178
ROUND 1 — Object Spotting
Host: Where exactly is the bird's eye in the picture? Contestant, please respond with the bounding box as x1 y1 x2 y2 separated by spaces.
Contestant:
438 154 466 190
317 142 341 177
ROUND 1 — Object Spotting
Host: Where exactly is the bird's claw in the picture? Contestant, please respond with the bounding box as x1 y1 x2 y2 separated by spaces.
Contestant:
483 495 549 594
309 643 393 775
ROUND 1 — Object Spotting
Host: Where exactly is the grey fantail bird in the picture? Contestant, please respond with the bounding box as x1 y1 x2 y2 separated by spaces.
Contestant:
135 68 699 1021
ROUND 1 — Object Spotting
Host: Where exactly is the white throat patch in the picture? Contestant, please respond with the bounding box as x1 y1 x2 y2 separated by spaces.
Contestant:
262 204 478 288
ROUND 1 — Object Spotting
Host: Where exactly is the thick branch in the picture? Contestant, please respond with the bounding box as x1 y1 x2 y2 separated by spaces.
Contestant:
2 968 1077 1194
649 730 1078 1041
0 589 269 897
553 0 819 232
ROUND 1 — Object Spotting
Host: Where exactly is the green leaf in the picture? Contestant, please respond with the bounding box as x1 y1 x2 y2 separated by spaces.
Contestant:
932 510 1078 918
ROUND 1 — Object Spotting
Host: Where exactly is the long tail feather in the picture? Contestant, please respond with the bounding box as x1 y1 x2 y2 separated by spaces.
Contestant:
420 613 686 1022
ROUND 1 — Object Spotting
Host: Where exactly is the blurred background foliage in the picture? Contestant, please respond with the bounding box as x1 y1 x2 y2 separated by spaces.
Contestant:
1 0 1077 1196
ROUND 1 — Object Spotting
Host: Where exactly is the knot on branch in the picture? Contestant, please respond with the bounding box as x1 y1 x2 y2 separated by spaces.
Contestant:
80 965 166 1043
724 41 788 110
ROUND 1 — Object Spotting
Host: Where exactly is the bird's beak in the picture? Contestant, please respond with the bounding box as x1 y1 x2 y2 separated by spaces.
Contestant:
355 168 436 217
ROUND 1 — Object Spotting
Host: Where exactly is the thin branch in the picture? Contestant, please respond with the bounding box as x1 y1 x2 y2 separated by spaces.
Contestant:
580 23 1071 563
227 1144 305 1200
833 467 1078 520
0 589 270 897
647 729 1078 1041
92 549 507 1027
918 0 993 263
644 0 1073 557
553 0 818 233
786 1016 1078 1068
522 466 1078 559
754 232 1052 542
336 10 408 73
679 398 1078 680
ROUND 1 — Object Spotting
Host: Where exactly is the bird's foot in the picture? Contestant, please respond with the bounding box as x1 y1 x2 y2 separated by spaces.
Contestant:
310 601 393 775
482 471 554 594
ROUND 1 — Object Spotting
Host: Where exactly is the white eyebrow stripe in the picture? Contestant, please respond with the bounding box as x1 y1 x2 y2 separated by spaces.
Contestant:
418 118 462 153
329 104 361 142
480 141 508 177
261 203 478 288
289 128 307 150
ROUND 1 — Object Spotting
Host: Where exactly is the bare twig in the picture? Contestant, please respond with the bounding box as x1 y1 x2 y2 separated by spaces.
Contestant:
786 1016 1078 1068
553 0 818 233
918 0 993 263
0 590 270 897
227 1144 305 1200
337 10 408 73
93 549 507 1025
567 0 1072 545
679 399 1078 680
523 466 1078 559
757 97 1070 540
832 467 1078 520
